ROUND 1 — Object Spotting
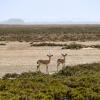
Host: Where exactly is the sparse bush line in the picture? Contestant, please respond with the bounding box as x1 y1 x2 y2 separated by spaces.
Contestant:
30 42 100 49
30 42 63 46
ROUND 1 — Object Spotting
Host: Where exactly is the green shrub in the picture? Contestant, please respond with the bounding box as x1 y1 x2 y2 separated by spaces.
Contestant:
2 73 19 79
0 63 100 99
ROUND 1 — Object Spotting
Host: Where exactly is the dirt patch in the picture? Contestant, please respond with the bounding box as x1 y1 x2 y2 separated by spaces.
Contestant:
0 41 100 77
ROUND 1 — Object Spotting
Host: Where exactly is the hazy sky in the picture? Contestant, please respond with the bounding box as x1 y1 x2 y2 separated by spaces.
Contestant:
0 0 100 22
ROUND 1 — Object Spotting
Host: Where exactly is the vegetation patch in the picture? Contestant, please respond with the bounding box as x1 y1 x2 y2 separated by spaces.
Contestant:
0 63 100 99
30 42 86 50
90 45 100 49
30 42 63 47
31 42 100 50
62 43 86 49
1 25 100 41
0 43 6 46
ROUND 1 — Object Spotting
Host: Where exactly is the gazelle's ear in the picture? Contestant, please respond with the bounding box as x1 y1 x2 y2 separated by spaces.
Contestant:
49 55 53 57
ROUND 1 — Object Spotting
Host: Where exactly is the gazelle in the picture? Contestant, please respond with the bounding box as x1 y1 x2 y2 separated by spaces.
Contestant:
37 54 53 74
57 53 67 72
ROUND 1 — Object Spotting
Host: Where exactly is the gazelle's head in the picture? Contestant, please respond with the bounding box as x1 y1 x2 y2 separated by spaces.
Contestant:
61 53 68 57
47 54 53 58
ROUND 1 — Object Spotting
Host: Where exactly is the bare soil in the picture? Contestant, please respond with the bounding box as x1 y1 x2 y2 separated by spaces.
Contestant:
0 41 100 77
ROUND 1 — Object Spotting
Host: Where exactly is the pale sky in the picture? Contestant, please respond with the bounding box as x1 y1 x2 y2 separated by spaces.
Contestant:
0 0 100 22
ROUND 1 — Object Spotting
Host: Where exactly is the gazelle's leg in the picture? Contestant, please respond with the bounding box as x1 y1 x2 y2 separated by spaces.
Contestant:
39 65 40 72
62 63 65 69
37 64 40 71
57 63 60 72
63 63 65 68
46 65 49 74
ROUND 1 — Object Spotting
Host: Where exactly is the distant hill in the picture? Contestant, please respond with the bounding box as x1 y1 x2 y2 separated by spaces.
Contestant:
0 19 100 25
0 19 25 25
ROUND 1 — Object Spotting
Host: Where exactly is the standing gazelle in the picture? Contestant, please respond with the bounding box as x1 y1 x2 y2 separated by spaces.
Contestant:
57 53 67 72
37 55 53 74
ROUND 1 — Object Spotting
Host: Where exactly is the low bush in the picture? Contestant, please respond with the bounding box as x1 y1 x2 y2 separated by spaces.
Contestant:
90 45 100 49
62 43 85 49
0 43 6 46
2 73 19 79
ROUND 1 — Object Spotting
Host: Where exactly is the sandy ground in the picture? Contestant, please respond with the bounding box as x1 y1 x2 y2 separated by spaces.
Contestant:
0 41 100 77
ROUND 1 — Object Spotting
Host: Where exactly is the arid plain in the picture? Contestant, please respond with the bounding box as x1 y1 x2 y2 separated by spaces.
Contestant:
0 41 100 77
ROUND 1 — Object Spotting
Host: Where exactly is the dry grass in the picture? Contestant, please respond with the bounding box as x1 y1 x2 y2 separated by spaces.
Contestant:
0 25 100 41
